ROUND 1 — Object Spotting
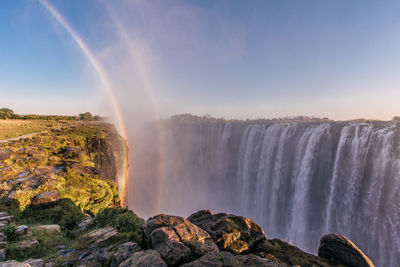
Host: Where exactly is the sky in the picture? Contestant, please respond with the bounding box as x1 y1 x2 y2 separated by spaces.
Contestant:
1 0 400 120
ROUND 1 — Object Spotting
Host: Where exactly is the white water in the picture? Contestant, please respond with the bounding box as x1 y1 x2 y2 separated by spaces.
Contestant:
152 121 400 266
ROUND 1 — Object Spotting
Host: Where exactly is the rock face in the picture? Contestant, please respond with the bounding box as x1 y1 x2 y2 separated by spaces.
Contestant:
119 250 168 267
143 214 219 266
85 130 127 183
318 234 375 267
188 210 266 254
31 190 60 207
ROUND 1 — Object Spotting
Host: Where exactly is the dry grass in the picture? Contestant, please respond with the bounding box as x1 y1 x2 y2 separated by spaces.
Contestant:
0 120 63 139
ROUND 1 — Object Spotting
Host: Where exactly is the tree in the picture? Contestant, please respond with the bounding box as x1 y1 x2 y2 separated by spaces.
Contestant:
0 108 14 119
79 112 93 121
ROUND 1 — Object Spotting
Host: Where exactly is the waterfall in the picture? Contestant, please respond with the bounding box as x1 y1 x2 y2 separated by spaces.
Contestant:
158 121 400 267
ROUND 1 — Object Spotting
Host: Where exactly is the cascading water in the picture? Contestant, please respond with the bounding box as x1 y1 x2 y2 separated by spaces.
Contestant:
158 120 400 267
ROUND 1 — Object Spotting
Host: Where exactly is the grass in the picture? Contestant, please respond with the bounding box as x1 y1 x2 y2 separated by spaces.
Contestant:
0 120 63 139
0 121 134 263
92 207 145 243
0 122 121 214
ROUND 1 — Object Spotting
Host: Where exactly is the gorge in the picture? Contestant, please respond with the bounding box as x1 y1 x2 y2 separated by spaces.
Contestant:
132 117 400 267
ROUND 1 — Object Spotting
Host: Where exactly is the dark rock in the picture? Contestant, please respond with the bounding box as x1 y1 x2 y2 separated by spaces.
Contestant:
85 133 127 183
118 249 168 267
63 147 82 158
0 150 12 161
150 226 192 266
111 241 141 267
188 210 266 254
31 190 60 207
76 219 93 234
56 244 66 251
180 252 223 267
14 225 29 235
69 163 98 176
57 249 75 257
255 239 333 267
143 214 219 264
0 216 14 224
97 245 116 264
0 248 5 261
318 234 374 267
84 227 119 249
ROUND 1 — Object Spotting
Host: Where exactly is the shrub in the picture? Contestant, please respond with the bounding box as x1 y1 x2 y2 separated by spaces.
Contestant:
92 208 144 242
3 223 16 241
21 199 86 236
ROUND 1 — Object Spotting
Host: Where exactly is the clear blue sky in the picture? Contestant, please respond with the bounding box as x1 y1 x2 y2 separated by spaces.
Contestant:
1 0 400 120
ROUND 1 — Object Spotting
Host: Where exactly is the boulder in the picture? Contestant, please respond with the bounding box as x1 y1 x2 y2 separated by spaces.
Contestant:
0 150 12 161
188 210 266 254
118 250 168 267
0 213 9 218
0 216 14 224
36 225 61 233
31 190 60 207
255 239 333 267
14 225 29 235
0 261 26 267
142 214 219 264
150 227 192 266
111 242 141 267
76 219 93 234
180 252 223 267
23 259 44 267
83 227 119 249
318 234 375 267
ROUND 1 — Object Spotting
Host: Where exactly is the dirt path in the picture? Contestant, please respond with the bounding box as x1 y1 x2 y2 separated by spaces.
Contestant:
0 131 47 143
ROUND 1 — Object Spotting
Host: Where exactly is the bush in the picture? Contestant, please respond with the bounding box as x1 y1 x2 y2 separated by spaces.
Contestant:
3 223 16 241
21 199 86 236
92 208 144 242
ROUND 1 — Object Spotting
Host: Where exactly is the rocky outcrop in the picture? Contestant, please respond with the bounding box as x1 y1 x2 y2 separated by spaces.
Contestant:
188 210 266 254
318 234 375 267
85 129 127 183
143 214 219 266
119 250 167 267
0 208 376 267
31 190 60 207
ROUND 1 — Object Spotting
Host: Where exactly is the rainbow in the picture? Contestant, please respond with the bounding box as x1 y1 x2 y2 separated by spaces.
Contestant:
39 0 129 207
104 4 165 214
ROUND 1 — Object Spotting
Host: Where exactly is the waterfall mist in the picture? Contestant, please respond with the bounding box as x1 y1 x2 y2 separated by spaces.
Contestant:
128 118 400 267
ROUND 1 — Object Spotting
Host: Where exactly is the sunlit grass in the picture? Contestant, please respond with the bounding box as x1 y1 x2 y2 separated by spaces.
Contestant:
0 120 61 139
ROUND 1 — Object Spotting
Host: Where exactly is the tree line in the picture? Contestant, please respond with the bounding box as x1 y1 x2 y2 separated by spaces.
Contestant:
0 108 105 121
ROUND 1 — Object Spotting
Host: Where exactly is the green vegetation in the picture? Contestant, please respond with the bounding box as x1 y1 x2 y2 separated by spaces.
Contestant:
0 108 14 120
6 225 74 262
3 223 17 241
79 112 93 121
92 207 144 242
0 123 120 214
0 121 139 263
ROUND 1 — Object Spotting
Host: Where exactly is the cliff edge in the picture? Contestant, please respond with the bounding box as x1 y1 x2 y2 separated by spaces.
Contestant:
0 122 374 267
